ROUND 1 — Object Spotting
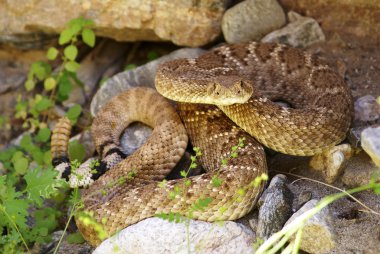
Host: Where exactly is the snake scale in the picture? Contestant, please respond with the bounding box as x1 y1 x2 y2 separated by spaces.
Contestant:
51 42 353 246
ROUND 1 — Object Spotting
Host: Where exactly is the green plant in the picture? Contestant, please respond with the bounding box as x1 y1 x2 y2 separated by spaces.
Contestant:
0 16 95 253
255 171 380 254
155 139 268 254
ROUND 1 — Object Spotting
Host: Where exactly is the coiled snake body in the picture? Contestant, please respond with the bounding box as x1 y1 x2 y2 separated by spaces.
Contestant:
52 42 352 246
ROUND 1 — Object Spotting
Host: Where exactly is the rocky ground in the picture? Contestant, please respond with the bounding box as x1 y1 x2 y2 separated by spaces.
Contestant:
0 0 379 254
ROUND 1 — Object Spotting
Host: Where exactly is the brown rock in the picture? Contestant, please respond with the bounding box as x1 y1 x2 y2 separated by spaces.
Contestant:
0 0 229 47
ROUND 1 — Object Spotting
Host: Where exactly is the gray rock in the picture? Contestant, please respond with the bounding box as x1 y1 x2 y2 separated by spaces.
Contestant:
120 122 152 155
262 11 326 48
34 230 93 254
294 191 312 212
361 126 380 168
285 199 336 254
0 60 26 94
342 151 380 188
71 130 96 160
221 0 286 43
348 126 370 148
256 174 293 240
354 95 380 122
90 48 205 116
94 218 255 254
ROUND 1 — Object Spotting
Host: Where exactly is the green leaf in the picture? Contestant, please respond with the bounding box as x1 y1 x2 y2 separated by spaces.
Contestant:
67 232 85 244
2 187 29 230
59 28 75 45
44 77 57 91
35 97 53 112
147 51 159 61
68 140 86 162
31 61 51 80
69 17 94 27
66 104 82 124
64 45 78 61
31 150 44 165
82 28 95 47
36 128 51 143
124 64 136 70
25 79 35 91
20 134 34 152
211 176 222 187
13 157 28 175
57 72 73 100
34 207 60 232
192 197 213 211
64 61 80 72
47 47 59 60
43 150 52 165
24 166 64 206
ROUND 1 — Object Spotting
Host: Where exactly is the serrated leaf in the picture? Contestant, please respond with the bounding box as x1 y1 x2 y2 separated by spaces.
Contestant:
64 61 80 72
34 207 60 232
2 187 29 230
59 29 74 45
25 79 35 91
68 140 85 162
44 77 57 91
66 104 82 124
46 47 59 60
64 45 78 61
24 166 63 206
82 28 95 47
36 127 51 143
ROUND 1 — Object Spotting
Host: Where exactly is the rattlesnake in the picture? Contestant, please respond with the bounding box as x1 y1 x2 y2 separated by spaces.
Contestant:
51 42 352 246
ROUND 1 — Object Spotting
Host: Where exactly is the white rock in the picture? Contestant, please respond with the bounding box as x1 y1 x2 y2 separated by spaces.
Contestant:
94 218 255 254
285 199 335 254
222 0 286 43
309 144 353 183
361 126 380 167
262 11 326 48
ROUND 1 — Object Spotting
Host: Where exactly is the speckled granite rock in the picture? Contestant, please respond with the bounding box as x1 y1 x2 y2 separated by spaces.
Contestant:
94 218 255 254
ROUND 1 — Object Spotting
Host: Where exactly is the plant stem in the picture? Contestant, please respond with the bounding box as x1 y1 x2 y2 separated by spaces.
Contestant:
53 188 79 254
0 205 30 253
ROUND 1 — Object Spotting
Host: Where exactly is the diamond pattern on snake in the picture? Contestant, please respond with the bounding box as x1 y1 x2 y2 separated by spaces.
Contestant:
51 42 353 246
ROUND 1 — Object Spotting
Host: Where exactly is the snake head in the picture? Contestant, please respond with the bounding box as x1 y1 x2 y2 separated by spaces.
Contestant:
207 76 253 105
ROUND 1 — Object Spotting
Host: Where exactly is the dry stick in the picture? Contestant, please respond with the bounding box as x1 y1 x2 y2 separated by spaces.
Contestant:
274 170 380 216
124 42 141 66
